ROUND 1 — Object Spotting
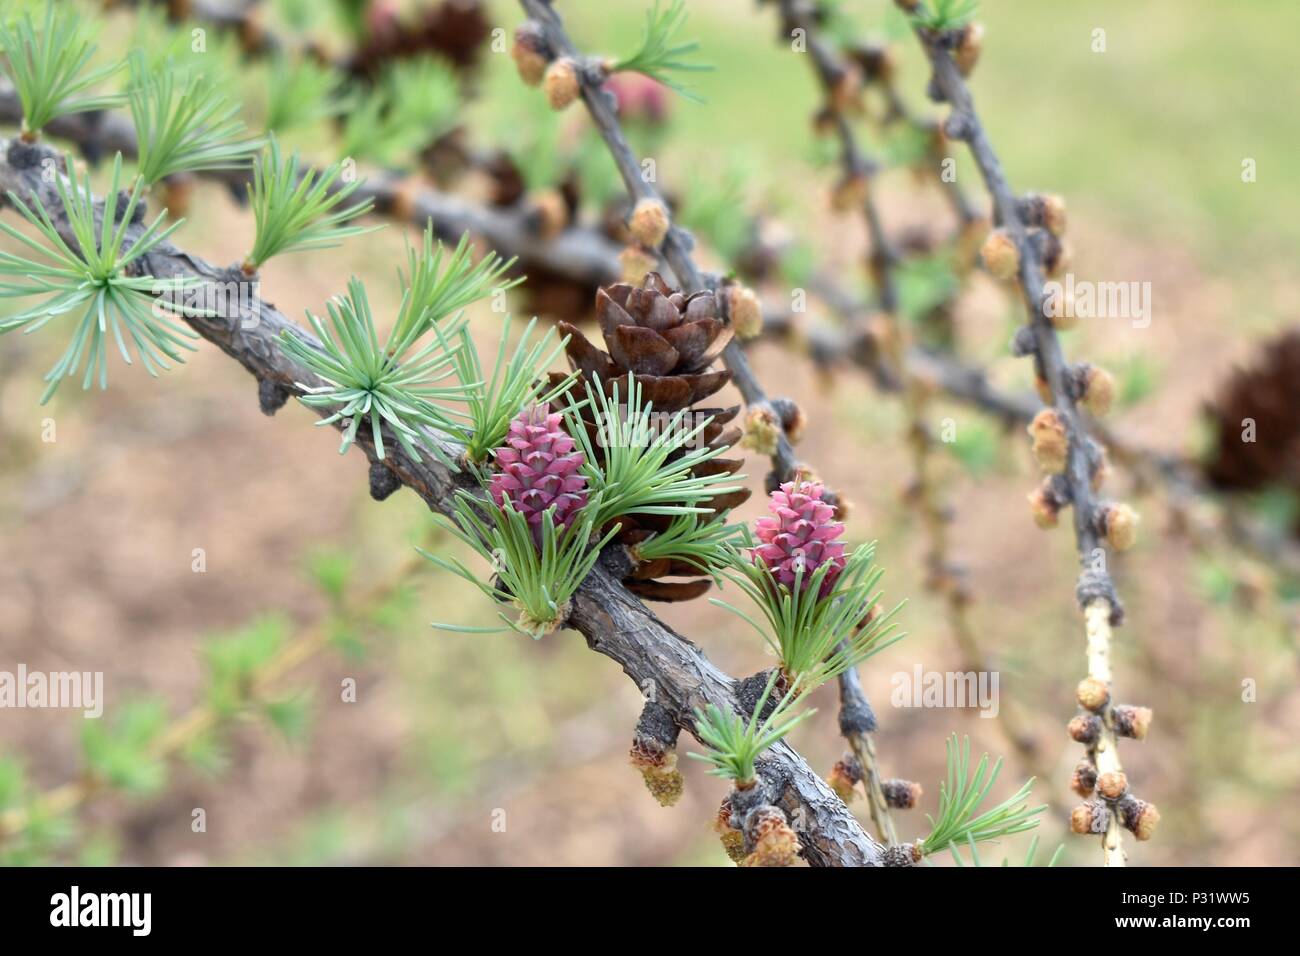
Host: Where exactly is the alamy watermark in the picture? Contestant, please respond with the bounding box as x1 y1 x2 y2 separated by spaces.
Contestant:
151 276 261 328
50 886 151 936
593 404 714 451
1043 272 1152 329
890 665 999 718
0 665 103 718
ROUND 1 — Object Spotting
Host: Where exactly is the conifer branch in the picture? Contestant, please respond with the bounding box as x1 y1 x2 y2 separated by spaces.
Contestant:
773 0 901 312
115 0 490 74
0 79 624 289
0 134 886 867
834 666 899 844
0 3 123 140
6 76 1289 599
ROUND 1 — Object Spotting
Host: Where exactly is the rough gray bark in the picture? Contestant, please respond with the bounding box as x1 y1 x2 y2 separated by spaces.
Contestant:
0 136 885 867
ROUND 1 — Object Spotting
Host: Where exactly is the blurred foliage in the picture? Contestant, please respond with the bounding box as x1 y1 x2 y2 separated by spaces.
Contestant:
1114 354 1160 409
262 692 314 744
203 616 289 715
944 418 1000 476
678 153 754 264
898 255 961 325
81 698 168 795
340 57 460 165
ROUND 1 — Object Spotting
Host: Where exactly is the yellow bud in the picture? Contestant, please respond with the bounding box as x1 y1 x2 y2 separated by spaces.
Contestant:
1068 714 1100 744
1081 366 1116 417
1042 193 1067 236
530 188 569 240
742 806 800 868
628 198 670 248
543 58 581 110
1070 760 1098 797
1133 803 1160 841
1096 771 1128 800
629 739 683 807
1114 704 1153 740
728 284 763 340
827 757 861 803
741 406 781 456
780 402 807 443
1104 503 1139 551
1027 408 1069 474
1028 485 1059 529
1076 677 1110 712
619 245 658 285
954 22 984 75
980 228 1020 281
511 28 548 86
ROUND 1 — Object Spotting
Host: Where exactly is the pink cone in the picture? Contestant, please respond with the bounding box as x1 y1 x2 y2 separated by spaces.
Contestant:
490 405 589 545
751 480 846 595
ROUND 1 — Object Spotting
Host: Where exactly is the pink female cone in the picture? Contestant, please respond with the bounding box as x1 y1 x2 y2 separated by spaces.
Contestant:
752 480 846 595
490 405 589 545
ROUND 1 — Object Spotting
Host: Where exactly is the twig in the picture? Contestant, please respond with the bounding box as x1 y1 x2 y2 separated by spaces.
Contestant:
874 56 981 226
115 0 489 71
13 82 1291 596
0 82 622 289
1082 601 1125 866
902 12 1138 865
834 667 896 843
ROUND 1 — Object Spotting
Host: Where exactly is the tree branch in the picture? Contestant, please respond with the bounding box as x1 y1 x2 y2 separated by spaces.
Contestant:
0 135 884 867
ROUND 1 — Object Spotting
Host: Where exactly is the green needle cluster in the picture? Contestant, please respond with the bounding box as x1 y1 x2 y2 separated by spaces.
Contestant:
917 735 1045 857
127 53 263 186
425 495 619 640
0 1 124 138
688 671 814 786
0 152 202 403
713 539 905 691
564 374 744 530
611 0 714 103
245 136 377 273
279 277 466 465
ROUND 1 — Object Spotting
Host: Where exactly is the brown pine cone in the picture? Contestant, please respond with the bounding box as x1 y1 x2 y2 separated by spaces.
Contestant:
347 0 492 78
553 272 753 601
1203 328 1300 519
